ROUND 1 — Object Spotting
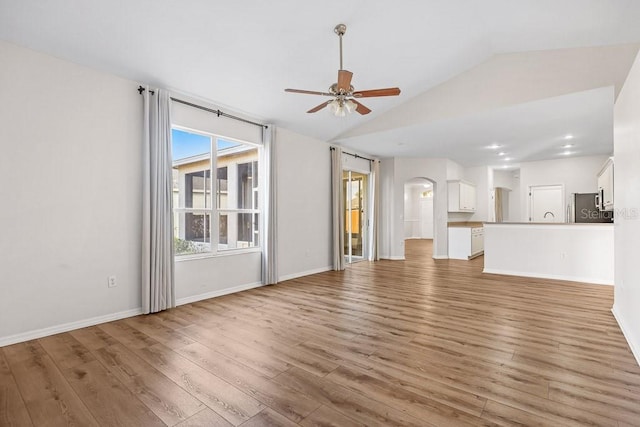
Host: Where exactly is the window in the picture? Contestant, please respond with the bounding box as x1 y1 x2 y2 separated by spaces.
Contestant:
172 128 260 256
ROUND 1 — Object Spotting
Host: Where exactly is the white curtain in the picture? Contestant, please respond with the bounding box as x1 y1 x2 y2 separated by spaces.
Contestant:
331 147 345 270
368 160 380 261
262 124 278 284
141 87 175 314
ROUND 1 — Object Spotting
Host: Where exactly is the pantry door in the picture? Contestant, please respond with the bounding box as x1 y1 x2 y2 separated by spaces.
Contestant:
530 185 564 222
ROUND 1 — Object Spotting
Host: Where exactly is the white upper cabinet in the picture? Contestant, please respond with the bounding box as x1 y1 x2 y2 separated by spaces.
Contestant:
597 157 614 211
448 180 476 212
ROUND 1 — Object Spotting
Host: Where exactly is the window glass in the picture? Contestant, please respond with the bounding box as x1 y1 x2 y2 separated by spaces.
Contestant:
172 128 260 256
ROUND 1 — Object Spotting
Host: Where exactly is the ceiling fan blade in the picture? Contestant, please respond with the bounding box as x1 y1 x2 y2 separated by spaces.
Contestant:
285 88 333 96
337 70 353 92
307 101 331 113
352 87 401 98
351 99 371 115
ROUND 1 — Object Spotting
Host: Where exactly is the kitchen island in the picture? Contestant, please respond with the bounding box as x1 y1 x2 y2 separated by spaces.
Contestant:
483 222 614 285
448 221 484 260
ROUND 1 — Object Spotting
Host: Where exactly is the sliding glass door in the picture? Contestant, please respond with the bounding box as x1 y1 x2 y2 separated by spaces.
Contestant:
343 170 368 263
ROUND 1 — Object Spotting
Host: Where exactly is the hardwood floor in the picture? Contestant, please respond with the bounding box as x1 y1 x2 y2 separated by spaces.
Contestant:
2 239 639 426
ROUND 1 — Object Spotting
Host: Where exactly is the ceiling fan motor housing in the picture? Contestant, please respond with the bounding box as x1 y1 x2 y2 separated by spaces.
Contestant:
330 83 354 96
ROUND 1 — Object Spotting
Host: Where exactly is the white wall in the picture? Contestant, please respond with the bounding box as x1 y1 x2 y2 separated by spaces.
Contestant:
492 169 519 222
0 41 333 345
519 155 610 222
446 160 473 222
446 159 465 180
493 170 514 190
175 253 263 304
381 157 450 259
510 171 522 221
419 196 435 239
276 128 332 280
613 50 640 365
403 186 419 238
465 166 491 222
484 223 614 285
0 41 144 343
379 158 395 259
403 185 434 239
342 153 370 173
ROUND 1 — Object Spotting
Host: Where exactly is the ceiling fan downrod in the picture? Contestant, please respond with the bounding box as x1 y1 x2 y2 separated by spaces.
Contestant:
334 24 347 70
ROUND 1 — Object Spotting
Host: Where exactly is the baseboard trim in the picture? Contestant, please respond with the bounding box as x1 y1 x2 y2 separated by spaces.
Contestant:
482 268 613 286
379 256 406 261
432 255 449 260
612 305 640 367
176 281 264 306
0 308 144 347
279 266 333 282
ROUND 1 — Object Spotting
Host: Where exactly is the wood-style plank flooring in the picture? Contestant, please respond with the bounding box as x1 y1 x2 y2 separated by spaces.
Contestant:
2 239 640 426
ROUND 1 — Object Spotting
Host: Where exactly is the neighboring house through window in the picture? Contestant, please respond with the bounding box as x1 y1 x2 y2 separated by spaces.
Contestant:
172 128 260 256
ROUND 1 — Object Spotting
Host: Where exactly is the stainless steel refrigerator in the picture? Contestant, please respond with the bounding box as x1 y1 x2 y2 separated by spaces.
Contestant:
568 193 614 223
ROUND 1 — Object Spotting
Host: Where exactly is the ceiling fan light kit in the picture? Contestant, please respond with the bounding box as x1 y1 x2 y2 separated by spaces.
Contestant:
284 24 400 117
329 98 357 117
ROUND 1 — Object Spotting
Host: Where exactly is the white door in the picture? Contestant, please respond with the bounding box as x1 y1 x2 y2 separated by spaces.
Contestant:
530 185 564 222
419 196 434 238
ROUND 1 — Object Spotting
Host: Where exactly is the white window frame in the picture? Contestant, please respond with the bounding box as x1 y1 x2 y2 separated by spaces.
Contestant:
172 125 262 259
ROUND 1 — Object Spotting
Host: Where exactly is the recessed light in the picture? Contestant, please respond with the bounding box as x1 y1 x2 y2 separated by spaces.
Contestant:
561 144 574 148
561 151 572 156
487 144 502 149
498 152 506 156
564 134 574 140
503 157 512 161
502 165 509 169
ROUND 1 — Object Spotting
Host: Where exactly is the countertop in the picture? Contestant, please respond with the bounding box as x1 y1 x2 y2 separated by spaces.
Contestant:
448 221 484 228
484 222 613 226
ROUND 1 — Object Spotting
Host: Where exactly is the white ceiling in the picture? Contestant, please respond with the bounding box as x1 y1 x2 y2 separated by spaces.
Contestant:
2 0 640 165
339 86 615 167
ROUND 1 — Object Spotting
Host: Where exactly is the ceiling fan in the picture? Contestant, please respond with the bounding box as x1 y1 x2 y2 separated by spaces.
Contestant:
285 24 401 116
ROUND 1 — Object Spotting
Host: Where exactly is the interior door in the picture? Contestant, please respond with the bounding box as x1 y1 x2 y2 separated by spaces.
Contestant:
419 196 434 238
530 185 564 222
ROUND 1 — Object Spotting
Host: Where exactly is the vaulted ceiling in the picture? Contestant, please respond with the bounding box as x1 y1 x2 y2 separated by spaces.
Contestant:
2 0 640 165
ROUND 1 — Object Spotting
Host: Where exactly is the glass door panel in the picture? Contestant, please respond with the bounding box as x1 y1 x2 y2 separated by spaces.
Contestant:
343 170 368 264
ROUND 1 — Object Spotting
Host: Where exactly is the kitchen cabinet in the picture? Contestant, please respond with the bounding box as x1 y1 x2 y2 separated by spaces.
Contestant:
597 157 614 211
448 226 484 259
448 180 476 212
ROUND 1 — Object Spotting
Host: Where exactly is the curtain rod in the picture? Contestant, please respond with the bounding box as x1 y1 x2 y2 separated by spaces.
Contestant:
138 86 267 129
330 146 376 162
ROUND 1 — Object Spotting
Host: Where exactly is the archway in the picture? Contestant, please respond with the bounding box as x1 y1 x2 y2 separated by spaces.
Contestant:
404 177 437 258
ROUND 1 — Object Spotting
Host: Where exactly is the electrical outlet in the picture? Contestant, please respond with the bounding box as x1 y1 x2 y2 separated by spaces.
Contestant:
108 275 117 288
